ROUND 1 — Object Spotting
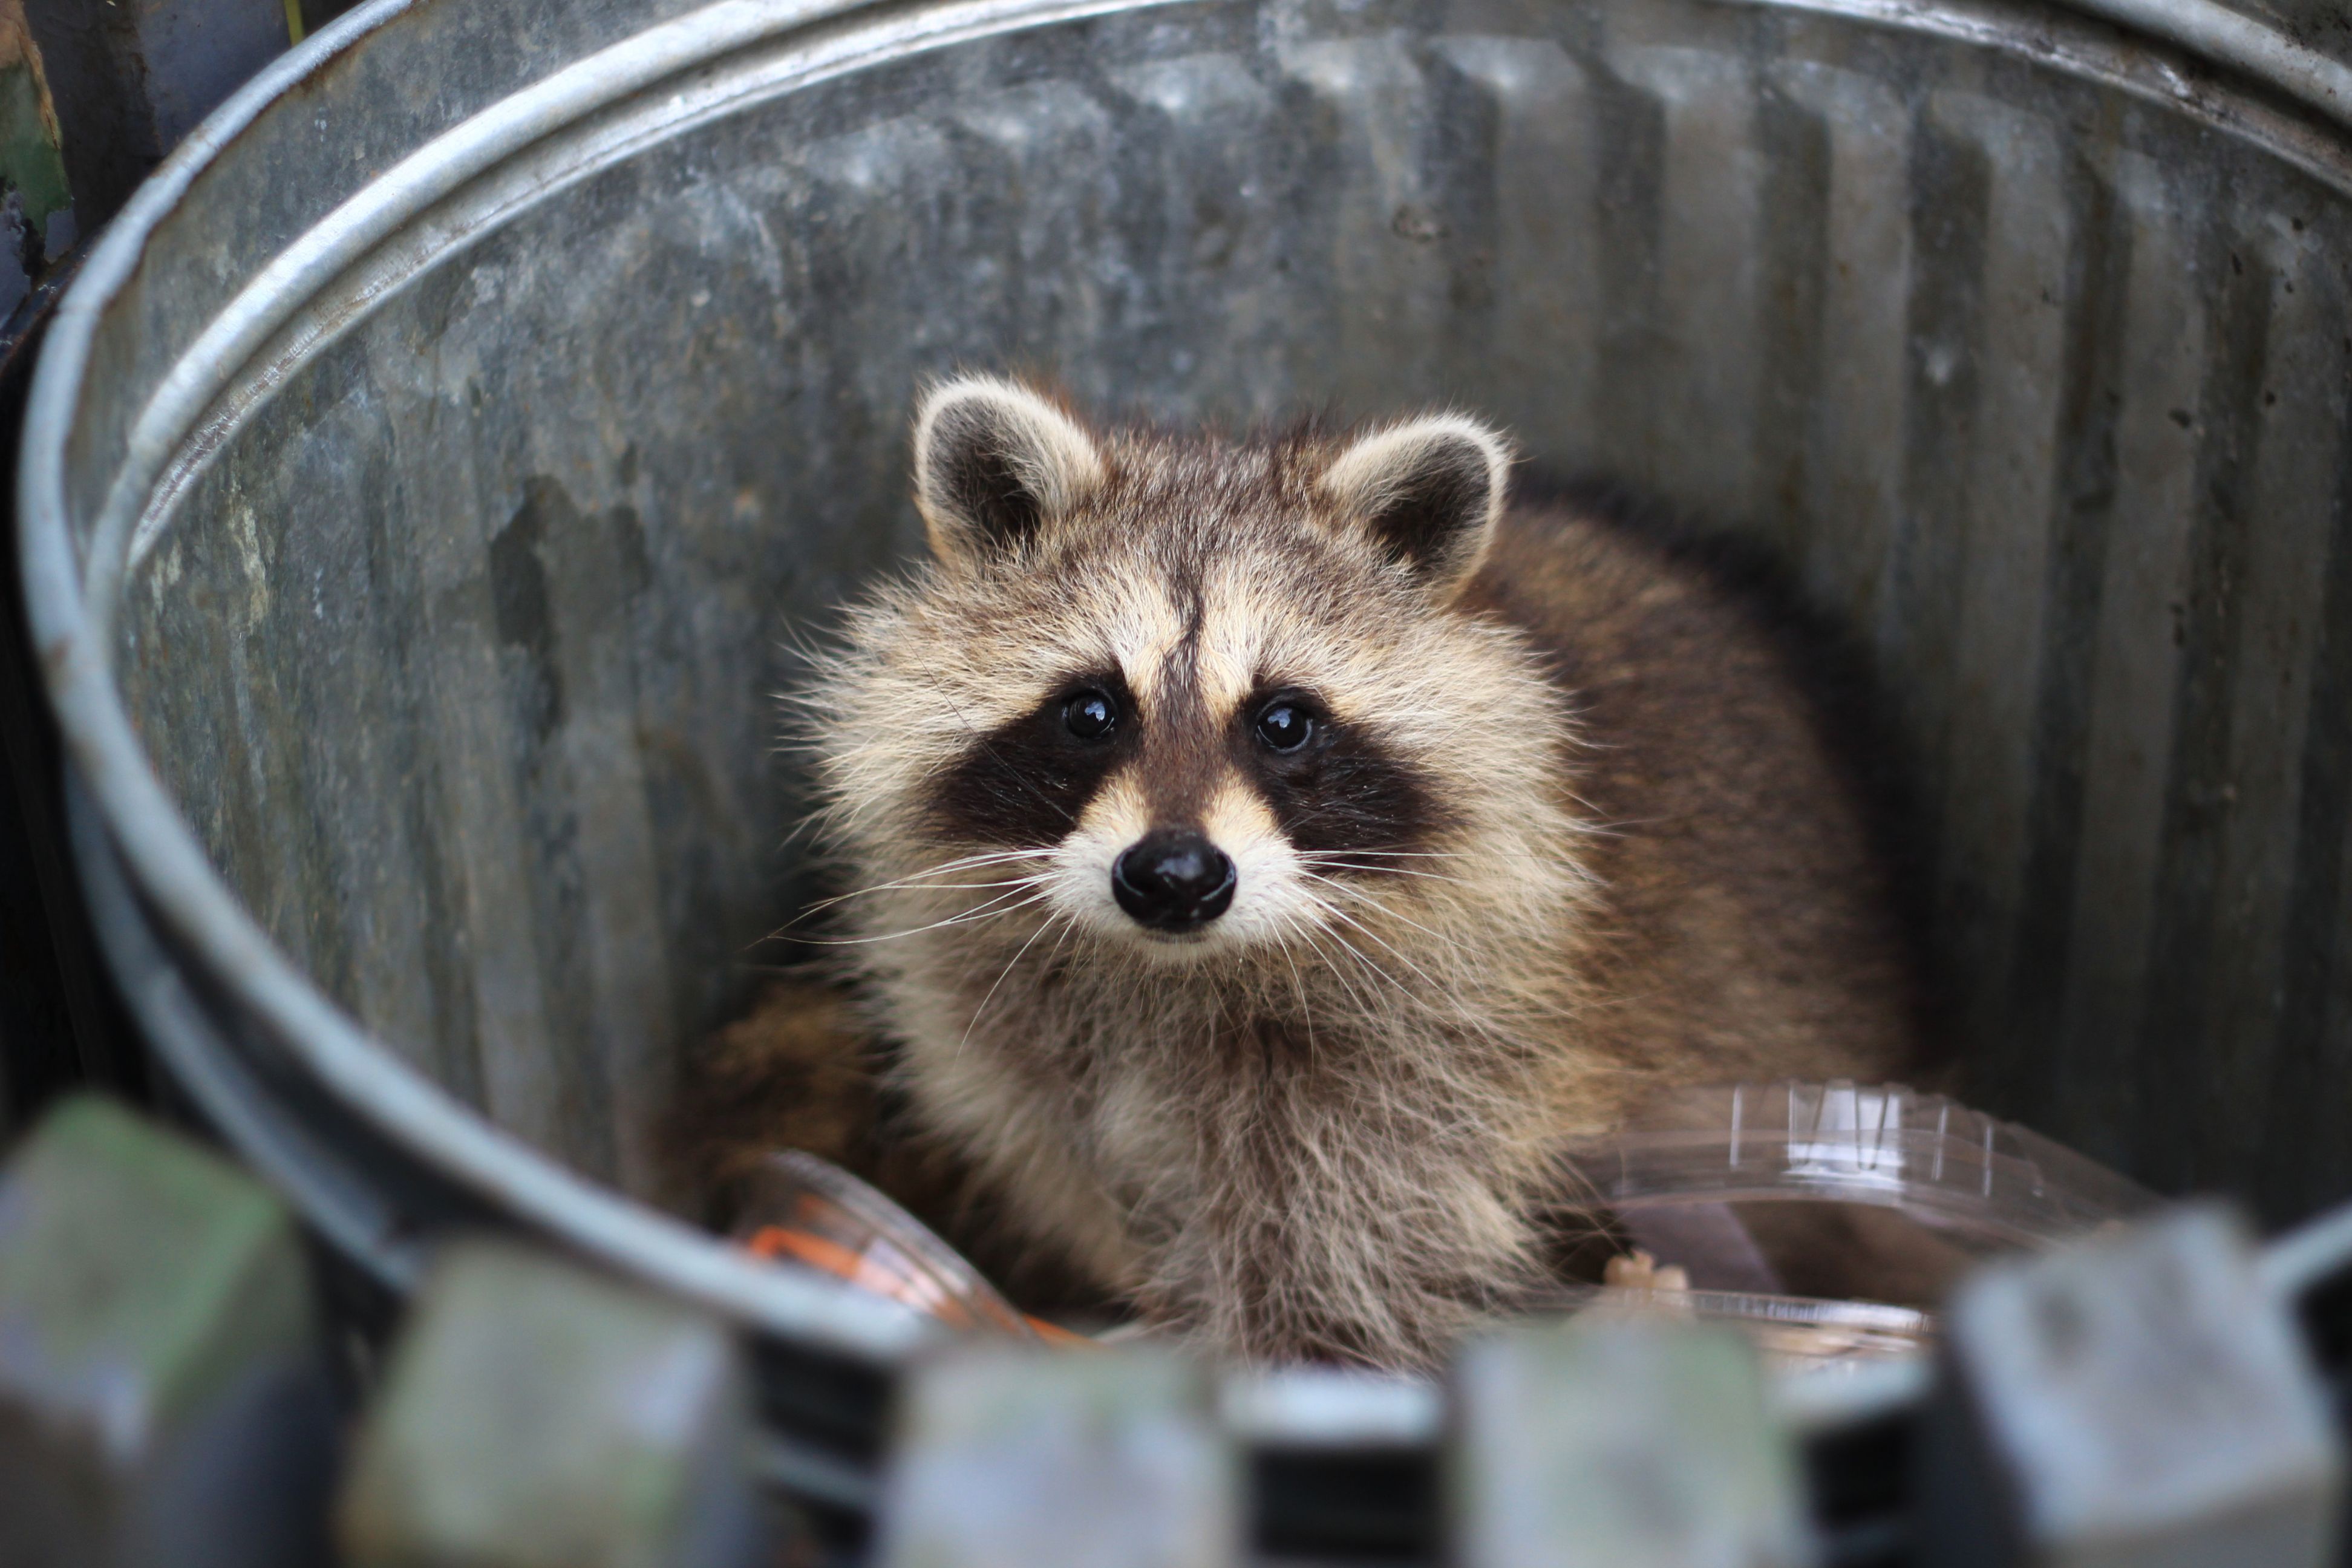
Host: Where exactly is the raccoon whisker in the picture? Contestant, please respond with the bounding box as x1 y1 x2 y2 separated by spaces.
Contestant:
828 874 1040 905
1580 815 1672 836
1281 840 1477 883
1326 912 1449 1025
918 884 1056 926
1292 889 1429 1008
797 886 1052 945
1324 941 1424 1035
1292 857 1469 887
1287 931 1371 1024
1269 915 1321 1074
1279 898 1376 990
1295 872 1472 970
856 893 1049 945
1298 869 1458 982
1301 890 1457 1000
795 854 1021 900
1275 913 1384 1026
1293 852 1464 869
791 876 1037 921
1035 904 1082 982
787 851 1050 919
956 907 1071 1057
1313 924 1427 1026
1291 848 1470 860
903 854 1060 884
871 848 1054 881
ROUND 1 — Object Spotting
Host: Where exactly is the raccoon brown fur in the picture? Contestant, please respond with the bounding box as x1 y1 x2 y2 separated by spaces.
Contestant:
786 376 1917 1371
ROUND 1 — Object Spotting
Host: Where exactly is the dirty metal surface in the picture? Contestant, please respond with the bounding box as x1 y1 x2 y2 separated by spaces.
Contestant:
338 1240 762 1568
20 0 2352 1387
1921 1206 2344 1568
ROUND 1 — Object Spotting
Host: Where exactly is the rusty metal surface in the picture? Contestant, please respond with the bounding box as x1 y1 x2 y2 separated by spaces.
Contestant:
19 0 2352 1422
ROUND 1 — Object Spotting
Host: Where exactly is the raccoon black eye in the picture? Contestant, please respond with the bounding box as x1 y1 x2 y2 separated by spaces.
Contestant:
1064 689 1119 740
1255 701 1314 753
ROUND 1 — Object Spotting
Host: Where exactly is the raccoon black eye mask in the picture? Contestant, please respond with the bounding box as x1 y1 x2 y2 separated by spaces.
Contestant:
795 374 1920 1370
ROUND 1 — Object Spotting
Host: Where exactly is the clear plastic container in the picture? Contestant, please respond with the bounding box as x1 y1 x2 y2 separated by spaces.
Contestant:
1546 1080 2160 1376
1561 1080 2155 1244
730 1082 2157 1372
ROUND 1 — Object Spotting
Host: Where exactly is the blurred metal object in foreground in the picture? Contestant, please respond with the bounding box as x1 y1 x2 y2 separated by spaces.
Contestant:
877 1345 1238 1568
337 1240 766 1568
0 1095 333 1568
1452 1318 1814 1568
1920 1206 2345 1568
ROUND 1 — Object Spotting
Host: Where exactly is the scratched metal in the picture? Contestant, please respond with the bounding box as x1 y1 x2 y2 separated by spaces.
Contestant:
22 0 2352 1357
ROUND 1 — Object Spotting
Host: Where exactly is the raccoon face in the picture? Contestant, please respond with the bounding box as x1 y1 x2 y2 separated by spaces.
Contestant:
825 376 1555 966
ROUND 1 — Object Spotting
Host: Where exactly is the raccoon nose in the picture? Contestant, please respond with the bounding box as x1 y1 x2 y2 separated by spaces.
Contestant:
1112 829 1236 930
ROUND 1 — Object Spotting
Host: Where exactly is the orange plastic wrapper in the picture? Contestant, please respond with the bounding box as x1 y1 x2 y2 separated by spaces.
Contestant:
731 1151 1085 1345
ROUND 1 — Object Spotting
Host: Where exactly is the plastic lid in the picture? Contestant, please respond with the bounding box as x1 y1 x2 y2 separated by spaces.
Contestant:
1554 1080 2158 1250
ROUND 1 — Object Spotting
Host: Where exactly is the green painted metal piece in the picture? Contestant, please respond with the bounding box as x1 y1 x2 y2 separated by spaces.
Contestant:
0 1094 315 1563
337 1240 759 1568
876 1344 1241 1568
1450 1316 1816 1568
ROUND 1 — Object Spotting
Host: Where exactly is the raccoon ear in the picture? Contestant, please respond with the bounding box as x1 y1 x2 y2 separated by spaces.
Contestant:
1319 414 1511 595
912 376 1105 565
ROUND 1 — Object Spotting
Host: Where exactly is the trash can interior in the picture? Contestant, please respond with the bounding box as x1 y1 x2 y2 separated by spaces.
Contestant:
51 0 2352 1266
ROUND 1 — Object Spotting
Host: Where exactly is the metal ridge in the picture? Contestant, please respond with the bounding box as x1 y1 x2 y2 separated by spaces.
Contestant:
2064 0 2352 126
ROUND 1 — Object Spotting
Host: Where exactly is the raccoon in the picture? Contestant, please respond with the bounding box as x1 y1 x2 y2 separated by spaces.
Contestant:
794 376 1918 1370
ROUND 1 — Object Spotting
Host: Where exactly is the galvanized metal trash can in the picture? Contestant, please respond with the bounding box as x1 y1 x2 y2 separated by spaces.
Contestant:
19 0 2352 1504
